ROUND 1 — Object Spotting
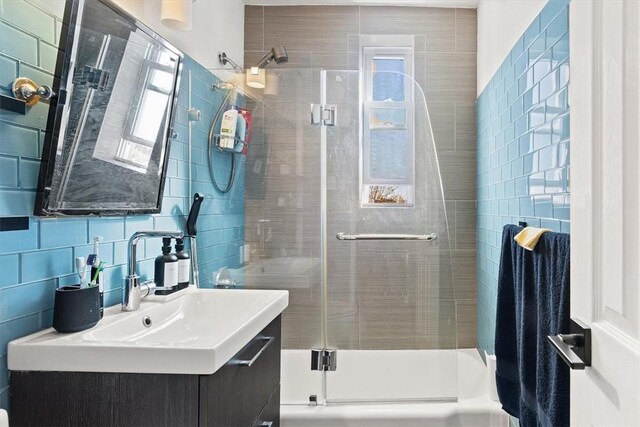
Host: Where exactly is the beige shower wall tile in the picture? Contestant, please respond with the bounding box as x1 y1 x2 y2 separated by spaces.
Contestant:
327 299 361 348
424 53 477 102
281 304 323 349
358 296 458 350
427 101 455 151
455 200 476 250
350 34 426 53
312 51 350 70
414 52 426 93
456 299 477 348
444 200 456 244
245 4 478 351
245 6 264 51
347 34 360 52
414 35 427 53
438 151 477 200
455 100 477 151
347 52 359 70
263 6 358 52
455 9 477 53
451 249 476 298
359 7 455 52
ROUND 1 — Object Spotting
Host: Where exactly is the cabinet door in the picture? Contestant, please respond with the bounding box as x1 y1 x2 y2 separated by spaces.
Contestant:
200 316 281 427
10 372 199 427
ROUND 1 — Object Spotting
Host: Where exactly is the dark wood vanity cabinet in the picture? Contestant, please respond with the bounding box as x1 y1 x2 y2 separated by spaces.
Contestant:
199 317 281 427
10 316 282 427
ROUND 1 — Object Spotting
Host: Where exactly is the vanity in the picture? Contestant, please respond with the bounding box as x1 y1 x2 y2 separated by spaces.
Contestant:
8 287 288 427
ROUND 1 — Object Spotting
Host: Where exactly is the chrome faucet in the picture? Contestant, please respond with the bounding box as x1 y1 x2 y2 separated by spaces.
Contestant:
123 230 184 311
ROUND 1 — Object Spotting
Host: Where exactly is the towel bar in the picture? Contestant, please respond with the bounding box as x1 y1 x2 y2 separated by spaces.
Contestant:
336 232 437 241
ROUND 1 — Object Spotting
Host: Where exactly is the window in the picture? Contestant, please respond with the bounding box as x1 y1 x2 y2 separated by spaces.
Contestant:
116 51 174 173
361 46 415 206
92 38 176 175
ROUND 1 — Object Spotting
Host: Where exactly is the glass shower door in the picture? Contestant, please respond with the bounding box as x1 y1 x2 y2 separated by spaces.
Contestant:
234 66 457 405
238 69 326 404
323 69 459 402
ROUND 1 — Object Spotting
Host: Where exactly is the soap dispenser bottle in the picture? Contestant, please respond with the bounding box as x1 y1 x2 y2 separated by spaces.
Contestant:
154 238 179 295
175 238 190 291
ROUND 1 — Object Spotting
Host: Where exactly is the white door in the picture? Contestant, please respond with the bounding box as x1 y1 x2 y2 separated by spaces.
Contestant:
570 0 640 425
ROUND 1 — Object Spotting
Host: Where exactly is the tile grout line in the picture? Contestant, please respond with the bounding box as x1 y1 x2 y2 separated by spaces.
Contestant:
454 9 458 53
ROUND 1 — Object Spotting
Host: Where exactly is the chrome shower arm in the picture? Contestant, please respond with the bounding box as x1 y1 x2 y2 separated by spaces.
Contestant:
218 52 243 73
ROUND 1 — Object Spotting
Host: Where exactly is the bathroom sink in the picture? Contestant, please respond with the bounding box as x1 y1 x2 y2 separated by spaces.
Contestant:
8 287 288 375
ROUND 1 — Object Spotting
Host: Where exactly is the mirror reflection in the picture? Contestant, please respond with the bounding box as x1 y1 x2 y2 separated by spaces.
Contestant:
37 0 182 215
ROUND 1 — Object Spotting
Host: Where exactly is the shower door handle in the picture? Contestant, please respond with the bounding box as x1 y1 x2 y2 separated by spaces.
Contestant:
336 232 437 241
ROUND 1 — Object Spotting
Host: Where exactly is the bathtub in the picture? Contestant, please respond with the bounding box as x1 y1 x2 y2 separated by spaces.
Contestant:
280 349 508 426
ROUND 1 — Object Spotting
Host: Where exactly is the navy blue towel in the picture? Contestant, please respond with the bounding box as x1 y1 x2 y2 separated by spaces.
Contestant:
495 224 570 427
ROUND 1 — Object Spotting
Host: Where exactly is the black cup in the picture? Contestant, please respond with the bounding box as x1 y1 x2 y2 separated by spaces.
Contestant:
52 285 101 333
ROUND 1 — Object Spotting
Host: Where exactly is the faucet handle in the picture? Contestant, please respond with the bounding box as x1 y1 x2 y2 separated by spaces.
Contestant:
139 280 154 299
139 280 177 297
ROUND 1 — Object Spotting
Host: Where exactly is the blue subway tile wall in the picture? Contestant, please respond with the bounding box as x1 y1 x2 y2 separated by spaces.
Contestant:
183 57 246 289
476 0 570 357
0 0 243 409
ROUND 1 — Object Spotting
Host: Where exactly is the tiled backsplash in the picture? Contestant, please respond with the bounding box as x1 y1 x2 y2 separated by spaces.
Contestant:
0 0 243 409
476 0 570 357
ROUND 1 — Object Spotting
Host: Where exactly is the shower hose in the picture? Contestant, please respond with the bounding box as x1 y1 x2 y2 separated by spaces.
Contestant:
207 86 238 193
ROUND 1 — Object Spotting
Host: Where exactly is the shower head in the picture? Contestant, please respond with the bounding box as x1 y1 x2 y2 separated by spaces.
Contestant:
254 46 289 68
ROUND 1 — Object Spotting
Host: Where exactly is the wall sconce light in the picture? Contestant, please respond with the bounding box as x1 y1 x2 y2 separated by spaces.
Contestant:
161 0 195 32
245 67 266 89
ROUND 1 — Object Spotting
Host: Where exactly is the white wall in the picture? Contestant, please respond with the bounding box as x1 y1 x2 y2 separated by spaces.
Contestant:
113 0 245 70
476 0 547 95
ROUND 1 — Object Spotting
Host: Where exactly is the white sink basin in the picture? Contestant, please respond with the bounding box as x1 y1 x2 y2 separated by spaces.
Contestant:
8 287 288 375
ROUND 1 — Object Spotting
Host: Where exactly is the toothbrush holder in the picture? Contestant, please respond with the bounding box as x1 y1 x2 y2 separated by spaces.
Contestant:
52 285 101 333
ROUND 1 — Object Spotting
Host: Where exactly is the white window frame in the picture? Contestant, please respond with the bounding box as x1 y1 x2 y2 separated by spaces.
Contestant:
360 44 415 207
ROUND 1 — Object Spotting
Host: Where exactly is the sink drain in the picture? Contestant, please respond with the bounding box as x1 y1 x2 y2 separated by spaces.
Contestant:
142 316 152 327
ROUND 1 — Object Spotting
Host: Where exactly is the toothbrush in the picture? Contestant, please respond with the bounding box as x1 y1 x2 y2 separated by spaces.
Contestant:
90 261 104 286
90 236 104 291
88 236 102 269
87 254 97 267
90 236 106 319
76 257 88 288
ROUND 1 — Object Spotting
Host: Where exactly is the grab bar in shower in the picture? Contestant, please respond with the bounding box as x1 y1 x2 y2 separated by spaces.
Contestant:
336 232 438 241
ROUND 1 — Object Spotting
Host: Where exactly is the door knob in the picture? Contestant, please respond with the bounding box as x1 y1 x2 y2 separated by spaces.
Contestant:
548 318 591 370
